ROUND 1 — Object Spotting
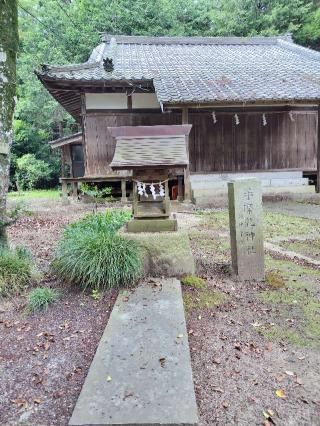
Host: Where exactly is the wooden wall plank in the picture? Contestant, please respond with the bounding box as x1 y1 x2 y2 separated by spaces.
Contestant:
83 109 318 177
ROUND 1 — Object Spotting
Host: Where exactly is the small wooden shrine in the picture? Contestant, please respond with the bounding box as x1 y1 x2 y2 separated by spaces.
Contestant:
110 125 191 232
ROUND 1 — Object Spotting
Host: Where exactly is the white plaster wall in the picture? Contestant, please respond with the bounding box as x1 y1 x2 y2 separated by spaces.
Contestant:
85 93 160 109
132 93 160 109
85 93 127 109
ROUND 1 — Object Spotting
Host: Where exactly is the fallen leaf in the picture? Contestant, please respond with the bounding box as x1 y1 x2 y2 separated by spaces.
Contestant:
276 374 285 383
11 397 27 408
123 297 129 302
53 390 65 399
212 358 221 365
32 373 43 385
198 315 202 320
106 375 112 382
159 357 166 368
33 398 41 405
177 333 184 339
296 377 304 385
222 400 229 408
276 389 287 399
285 370 294 376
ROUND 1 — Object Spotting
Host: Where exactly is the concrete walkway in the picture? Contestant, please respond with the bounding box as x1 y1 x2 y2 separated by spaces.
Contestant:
69 279 198 426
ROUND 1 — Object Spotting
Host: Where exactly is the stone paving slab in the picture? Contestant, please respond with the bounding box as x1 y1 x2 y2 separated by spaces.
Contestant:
69 278 199 426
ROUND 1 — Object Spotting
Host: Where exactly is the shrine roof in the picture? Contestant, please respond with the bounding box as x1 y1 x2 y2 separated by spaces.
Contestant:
110 133 189 170
37 34 320 115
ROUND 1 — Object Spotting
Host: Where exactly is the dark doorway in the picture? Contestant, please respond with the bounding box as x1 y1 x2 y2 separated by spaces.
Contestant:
71 144 85 177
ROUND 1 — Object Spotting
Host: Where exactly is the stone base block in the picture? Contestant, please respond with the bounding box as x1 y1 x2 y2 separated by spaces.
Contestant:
127 218 178 233
120 228 195 277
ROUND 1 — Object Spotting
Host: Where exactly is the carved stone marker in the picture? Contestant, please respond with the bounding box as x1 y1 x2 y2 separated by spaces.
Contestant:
228 178 264 281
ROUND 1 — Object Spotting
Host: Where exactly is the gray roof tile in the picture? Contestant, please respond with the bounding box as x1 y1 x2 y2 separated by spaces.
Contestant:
38 35 320 104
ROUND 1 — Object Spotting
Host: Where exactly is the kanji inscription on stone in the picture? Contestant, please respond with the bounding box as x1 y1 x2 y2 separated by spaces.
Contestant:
228 178 264 281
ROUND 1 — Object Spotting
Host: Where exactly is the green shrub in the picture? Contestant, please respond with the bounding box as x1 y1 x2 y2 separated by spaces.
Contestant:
27 287 59 312
16 154 52 191
0 247 36 296
53 210 142 290
67 209 131 235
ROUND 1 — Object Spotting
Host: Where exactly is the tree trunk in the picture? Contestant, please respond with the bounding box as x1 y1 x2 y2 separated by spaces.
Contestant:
0 0 18 247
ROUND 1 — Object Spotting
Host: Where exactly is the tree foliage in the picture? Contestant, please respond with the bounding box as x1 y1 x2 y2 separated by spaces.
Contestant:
16 153 52 190
15 0 320 189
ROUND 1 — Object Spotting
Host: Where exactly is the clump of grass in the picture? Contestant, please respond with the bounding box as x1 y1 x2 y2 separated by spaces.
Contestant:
0 247 37 296
53 209 142 290
27 287 59 312
265 270 286 289
181 275 207 289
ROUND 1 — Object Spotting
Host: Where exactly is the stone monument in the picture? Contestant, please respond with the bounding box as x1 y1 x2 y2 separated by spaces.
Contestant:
228 178 264 281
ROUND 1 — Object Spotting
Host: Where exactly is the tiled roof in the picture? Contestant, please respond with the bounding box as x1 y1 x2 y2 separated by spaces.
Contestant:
37 35 320 105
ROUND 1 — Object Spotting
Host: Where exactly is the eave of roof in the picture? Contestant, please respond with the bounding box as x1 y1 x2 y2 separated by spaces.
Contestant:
48 132 82 148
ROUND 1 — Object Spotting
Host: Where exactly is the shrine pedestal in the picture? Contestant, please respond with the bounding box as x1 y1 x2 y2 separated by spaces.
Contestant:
127 218 178 233
119 228 195 277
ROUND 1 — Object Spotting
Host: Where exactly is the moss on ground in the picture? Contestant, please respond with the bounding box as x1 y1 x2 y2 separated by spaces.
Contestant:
181 275 207 289
279 239 320 260
196 210 319 241
260 256 320 347
265 270 286 289
189 230 230 262
263 212 319 240
182 275 227 312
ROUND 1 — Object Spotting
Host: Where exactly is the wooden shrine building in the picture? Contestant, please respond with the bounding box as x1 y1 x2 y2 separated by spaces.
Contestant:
38 34 320 203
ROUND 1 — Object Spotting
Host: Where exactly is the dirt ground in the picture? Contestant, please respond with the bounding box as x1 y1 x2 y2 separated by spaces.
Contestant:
1 196 320 425
1 199 118 426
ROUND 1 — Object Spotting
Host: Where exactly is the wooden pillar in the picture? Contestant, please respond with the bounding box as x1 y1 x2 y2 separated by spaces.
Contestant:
72 182 78 198
61 180 70 205
121 179 127 203
164 178 170 216
177 175 184 202
61 146 66 178
182 107 192 202
133 181 137 217
317 104 320 193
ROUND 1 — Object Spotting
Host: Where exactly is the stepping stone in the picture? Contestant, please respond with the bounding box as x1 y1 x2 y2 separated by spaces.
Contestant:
69 278 199 426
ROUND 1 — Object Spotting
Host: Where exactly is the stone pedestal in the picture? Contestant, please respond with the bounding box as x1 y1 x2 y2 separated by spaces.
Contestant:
228 178 264 281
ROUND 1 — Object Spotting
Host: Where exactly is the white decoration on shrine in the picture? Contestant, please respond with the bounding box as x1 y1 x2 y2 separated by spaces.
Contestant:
289 111 295 122
235 114 240 125
142 183 148 197
262 113 267 126
136 180 167 199
159 183 165 197
137 182 144 196
150 183 156 200
212 111 217 124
